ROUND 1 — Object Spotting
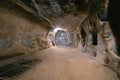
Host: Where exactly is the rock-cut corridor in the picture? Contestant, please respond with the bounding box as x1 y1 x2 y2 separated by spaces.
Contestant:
15 47 119 80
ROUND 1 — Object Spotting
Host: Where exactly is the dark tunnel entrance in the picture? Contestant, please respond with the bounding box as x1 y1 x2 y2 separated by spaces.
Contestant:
108 0 120 56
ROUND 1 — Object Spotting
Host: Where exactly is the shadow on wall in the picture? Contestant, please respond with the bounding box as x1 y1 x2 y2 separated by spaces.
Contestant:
108 0 120 56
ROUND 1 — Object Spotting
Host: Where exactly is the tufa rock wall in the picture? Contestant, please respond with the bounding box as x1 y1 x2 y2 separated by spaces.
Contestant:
0 8 50 57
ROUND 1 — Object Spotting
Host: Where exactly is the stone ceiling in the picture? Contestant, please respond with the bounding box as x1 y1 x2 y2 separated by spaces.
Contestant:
0 0 106 31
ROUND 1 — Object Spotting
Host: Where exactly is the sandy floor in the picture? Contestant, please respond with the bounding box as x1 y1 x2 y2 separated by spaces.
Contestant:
15 47 119 80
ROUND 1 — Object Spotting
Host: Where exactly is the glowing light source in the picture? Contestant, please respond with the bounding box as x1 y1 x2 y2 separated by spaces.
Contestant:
53 28 62 33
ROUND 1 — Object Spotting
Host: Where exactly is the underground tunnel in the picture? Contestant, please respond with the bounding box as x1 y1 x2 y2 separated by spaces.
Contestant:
0 0 120 80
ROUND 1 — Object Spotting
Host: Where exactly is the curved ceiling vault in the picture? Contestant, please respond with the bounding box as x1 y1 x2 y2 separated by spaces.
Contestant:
0 0 94 31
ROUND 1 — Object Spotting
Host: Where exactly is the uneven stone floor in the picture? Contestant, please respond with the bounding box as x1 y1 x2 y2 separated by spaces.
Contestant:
15 47 119 80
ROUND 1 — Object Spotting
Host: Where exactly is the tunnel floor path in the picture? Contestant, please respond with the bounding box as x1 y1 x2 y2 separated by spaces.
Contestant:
15 47 119 80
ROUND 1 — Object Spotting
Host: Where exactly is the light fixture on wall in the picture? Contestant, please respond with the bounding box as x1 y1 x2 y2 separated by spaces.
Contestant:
53 27 63 33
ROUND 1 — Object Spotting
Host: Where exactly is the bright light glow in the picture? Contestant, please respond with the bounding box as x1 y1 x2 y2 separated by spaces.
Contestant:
53 28 62 33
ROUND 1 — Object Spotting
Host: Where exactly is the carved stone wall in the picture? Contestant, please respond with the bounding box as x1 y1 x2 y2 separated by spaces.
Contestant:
0 7 49 56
